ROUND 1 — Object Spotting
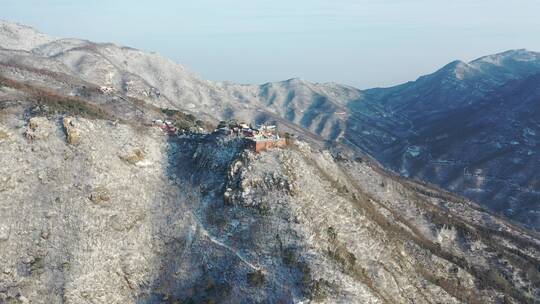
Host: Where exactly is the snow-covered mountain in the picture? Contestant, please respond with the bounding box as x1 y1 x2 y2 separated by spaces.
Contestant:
0 20 55 51
346 49 540 230
1 20 540 230
0 20 359 138
1 20 540 303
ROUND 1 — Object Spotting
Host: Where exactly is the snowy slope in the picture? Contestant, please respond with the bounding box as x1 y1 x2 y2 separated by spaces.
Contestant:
0 20 55 51
1 20 540 230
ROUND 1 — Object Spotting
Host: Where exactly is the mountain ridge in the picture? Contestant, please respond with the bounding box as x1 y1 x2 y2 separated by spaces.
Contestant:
1 19 540 303
1 19 539 230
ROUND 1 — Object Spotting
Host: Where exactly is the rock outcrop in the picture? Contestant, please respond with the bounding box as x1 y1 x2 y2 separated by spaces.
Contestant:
62 117 81 145
24 117 53 140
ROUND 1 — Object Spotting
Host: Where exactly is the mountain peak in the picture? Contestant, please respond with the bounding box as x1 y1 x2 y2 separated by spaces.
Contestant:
426 60 477 81
423 50 540 83
0 19 55 51
465 49 540 82
471 49 540 66
444 59 469 70
284 77 308 84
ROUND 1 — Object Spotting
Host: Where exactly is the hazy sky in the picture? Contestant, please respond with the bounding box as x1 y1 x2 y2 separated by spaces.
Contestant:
3 0 540 88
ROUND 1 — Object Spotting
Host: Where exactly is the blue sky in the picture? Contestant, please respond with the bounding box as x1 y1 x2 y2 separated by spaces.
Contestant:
3 0 540 88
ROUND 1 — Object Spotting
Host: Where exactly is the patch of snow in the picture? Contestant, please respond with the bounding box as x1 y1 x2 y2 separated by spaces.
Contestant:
406 146 421 157
523 128 536 137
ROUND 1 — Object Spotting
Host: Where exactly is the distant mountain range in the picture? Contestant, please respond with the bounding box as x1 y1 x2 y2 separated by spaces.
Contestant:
346 50 540 230
1 20 539 230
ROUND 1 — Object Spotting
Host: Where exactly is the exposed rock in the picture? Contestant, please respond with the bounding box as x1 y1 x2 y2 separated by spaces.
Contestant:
89 187 111 204
28 117 39 131
223 187 233 204
0 129 9 143
40 229 50 240
62 117 81 145
119 147 145 164
24 117 52 140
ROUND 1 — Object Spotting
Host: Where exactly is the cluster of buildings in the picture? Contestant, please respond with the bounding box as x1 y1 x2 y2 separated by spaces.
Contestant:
215 120 286 152
152 119 179 135
152 118 287 152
